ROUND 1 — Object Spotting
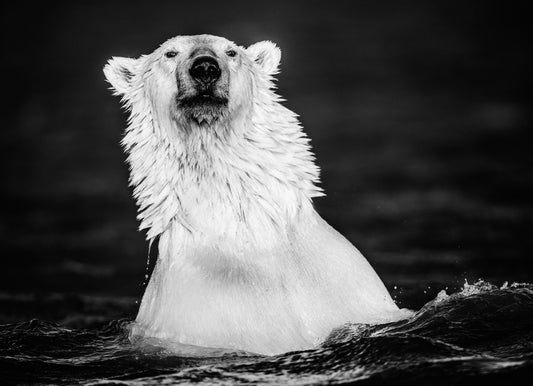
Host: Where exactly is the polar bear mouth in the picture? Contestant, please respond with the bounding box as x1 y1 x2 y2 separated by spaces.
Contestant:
177 93 228 108
176 93 229 124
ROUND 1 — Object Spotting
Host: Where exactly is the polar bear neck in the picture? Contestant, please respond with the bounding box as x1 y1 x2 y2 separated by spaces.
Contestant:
121 86 323 243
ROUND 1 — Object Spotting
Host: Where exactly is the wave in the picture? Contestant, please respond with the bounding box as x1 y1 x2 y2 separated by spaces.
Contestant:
1 280 532 385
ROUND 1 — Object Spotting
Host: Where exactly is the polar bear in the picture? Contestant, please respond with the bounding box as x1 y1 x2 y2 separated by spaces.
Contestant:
104 34 408 355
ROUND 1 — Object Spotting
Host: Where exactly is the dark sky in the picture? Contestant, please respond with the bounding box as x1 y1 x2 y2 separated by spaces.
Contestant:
1 1 531 302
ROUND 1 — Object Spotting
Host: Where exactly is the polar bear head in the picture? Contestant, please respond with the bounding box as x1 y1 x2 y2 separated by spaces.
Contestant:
104 34 281 129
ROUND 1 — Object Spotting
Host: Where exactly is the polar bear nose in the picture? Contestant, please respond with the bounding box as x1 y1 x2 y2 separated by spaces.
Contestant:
189 56 221 86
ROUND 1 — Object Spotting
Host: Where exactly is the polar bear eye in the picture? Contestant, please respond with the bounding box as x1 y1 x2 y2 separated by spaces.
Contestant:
165 51 178 58
226 49 237 58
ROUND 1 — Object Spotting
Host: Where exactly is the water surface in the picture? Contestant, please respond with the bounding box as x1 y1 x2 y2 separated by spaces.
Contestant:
2 281 532 385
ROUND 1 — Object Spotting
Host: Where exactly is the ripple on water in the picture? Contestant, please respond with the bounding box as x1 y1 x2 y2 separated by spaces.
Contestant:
0 281 532 385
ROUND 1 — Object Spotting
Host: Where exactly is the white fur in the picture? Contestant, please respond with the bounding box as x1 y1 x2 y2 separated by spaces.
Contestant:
104 35 409 355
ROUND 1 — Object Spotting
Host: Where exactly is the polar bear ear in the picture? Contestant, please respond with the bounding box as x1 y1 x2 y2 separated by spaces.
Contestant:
247 41 281 75
103 57 138 96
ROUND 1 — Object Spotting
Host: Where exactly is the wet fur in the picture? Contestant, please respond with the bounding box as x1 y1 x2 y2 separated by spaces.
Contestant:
104 34 408 355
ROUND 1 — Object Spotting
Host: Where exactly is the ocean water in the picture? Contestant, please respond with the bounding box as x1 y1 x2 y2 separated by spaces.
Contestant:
1 280 532 385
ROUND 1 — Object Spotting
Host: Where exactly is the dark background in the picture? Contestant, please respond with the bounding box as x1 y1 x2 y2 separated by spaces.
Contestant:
1 1 531 324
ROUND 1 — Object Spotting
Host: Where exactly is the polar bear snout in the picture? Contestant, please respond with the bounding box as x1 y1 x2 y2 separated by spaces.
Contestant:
189 56 221 88
173 44 231 125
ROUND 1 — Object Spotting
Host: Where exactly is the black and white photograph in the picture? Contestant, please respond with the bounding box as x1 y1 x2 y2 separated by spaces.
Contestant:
1 1 531 384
